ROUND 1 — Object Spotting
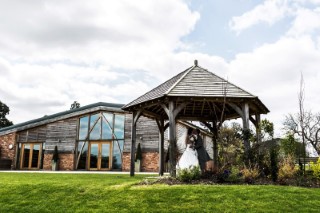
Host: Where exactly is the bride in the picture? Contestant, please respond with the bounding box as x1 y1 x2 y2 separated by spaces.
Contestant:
176 128 200 170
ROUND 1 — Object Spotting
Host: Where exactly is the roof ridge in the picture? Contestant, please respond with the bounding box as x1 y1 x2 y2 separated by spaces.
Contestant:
164 65 195 95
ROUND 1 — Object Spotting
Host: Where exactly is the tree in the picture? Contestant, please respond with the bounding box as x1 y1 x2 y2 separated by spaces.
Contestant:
280 133 305 158
283 73 320 156
218 123 244 166
0 101 13 128
260 119 274 141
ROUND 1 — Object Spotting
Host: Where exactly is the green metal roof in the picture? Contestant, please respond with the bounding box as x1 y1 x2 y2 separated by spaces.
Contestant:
0 102 125 134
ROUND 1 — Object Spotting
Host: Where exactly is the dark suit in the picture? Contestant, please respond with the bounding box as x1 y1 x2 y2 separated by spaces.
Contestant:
195 134 210 170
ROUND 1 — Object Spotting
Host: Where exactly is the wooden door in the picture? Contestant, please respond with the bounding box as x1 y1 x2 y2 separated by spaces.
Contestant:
20 143 42 169
88 142 112 170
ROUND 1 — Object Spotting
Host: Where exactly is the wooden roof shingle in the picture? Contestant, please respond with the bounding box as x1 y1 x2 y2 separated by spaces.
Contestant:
123 62 262 110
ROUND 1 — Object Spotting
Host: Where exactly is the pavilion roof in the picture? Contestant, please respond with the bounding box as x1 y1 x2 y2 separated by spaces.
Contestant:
123 61 268 118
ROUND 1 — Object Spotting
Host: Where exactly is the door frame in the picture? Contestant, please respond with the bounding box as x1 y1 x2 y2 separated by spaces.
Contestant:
20 143 42 170
88 141 112 171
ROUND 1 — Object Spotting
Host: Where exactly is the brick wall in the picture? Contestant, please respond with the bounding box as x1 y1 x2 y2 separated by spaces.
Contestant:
0 133 16 168
122 151 159 172
43 153 74 171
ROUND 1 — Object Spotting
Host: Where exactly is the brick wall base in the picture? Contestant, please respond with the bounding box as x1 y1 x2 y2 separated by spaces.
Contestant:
122 152 159 172
0 133 16 169
43 153 74 171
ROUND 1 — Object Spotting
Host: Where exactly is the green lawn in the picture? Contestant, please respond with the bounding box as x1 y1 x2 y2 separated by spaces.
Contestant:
0 173 319 212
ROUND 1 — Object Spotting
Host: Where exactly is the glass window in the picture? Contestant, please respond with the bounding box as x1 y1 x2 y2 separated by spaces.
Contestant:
20 143 42 169
79 116 89 140
90 118 101 140
102 118 112 140
31 144 40 168
114 115 125 139
103 113 113 126
77 141 88 170
77 111 126 170
90 114 100 129
23 144 30 168
112 140 124 169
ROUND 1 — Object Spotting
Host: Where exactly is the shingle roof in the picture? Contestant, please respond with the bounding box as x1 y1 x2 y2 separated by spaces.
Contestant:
123 63 256 109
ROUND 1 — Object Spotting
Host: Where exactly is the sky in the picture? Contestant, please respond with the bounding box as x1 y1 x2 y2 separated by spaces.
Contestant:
0 0 320 138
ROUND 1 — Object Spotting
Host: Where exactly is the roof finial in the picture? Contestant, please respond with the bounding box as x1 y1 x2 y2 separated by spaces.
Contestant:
194 59 198 66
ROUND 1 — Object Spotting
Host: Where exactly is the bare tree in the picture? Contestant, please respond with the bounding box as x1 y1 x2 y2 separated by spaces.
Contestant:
284 111 320 155
283 73 320 161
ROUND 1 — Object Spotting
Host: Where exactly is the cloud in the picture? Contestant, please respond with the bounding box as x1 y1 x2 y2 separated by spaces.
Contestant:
228 36 320 136
229 0 291 34
0 0 200 64
1 0 320 145
0 0 201 123
287 7 320 36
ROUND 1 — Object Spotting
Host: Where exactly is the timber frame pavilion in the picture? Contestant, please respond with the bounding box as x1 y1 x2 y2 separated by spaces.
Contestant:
122 60 269 177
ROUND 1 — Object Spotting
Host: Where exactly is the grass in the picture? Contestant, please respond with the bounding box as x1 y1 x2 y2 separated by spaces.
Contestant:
0 173 320 212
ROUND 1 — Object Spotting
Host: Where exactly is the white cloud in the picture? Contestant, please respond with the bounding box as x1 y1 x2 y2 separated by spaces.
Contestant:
287 7 320 36
229 0 291 34
228 36 320 136
0 0 201 123
1 0 320 146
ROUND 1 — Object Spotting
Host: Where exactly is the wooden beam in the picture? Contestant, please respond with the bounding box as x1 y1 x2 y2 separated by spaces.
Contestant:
173 102 188 118
141 109 161 120
156 117 165 176
242 103 250 164
256 114 261 143
192 101 196 115
161 103 169 116
168 101 177 177
249 116 257 127
201 101 205 116
164 122 169 131
130 111 141 176
229 103 243 118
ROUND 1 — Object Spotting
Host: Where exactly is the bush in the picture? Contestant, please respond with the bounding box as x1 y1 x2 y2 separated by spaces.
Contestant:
216 169 231 183
278 155 297 181
177 166 201 182
310 157 320 179
241 165 259 184
52 145 59 162
135 143 142 162
270 147 278 182
226 166 242 183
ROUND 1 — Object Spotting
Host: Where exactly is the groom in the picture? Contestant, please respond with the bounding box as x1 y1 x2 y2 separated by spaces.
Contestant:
194 129 209 172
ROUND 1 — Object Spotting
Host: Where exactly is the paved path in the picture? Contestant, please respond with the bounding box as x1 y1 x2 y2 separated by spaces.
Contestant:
0 170 168 175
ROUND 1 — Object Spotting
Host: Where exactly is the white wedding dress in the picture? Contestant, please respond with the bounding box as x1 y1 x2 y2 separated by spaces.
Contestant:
176 143 199 170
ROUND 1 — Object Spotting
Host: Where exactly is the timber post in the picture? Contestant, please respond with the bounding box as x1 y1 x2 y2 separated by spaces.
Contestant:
168 101 177 177
156 117 165 176
255 114 261 143
212 122 218 168
130 110 141 176
242 103 250 164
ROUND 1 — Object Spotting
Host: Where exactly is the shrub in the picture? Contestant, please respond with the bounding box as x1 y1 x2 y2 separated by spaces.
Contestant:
270 147 278 182
310 157 320 179
241 165 259 184
216 168 231 183
177 166 201 182
135 143 142 162
52 145 59 162
226 166 242 183
278 155 297 181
